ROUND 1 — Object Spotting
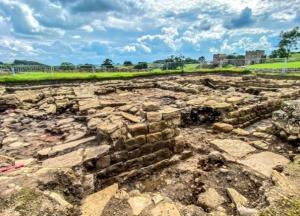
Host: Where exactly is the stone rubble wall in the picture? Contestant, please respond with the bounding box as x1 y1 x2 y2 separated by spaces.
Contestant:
272 100 300 143
95 106 185 187
223 99 282 128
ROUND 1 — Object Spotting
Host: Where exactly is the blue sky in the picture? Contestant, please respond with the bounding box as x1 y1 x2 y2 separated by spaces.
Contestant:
0 0 299 65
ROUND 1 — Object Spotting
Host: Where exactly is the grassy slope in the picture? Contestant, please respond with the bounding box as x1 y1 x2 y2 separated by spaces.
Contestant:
0 68 250 83
246 61 300 69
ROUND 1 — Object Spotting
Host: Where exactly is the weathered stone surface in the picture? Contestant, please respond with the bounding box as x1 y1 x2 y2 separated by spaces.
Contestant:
251 141 269 150
128 123 148 136
213 122 233 132
210 139 256 159
128 195 153 215
79 99 100 112
273 100 300 142
239 152 290 177
226 188 248 207
37 136 96 159
197 188 225 210
147 132 162 143
161 107 180 120
81 184 118 216
142 102 160 111
232 128 250 136
43 191 73 209
125 135 146 150
148 121 168 133
84 145 110 162
147 112 162 122
121 112 141 123
151 201 181 216
42 149 84 168
15 90 42 103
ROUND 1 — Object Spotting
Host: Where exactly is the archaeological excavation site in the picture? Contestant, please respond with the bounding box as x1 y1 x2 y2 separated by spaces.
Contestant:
0 74 300 216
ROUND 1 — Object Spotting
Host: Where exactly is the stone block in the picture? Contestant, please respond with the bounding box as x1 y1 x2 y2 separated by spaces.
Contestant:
174 135 185 153
105 162 124 177
142 153 156 166
213 122 233 133
146 112 162 122
142 102 160 111
140 143 153 155
125 135 146 150
128 123 148 136
147 132 162 143
148 121 168 133
162 129 175 140
110 151 128 163
96 155 111 169
125 157 143 169
161 107 180 120
128 148 142 159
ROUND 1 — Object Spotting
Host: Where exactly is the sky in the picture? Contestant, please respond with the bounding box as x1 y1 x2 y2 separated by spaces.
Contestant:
0 0 299 65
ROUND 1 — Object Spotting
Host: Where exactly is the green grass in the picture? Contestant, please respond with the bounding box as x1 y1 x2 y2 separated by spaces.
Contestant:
246 61 300 69
291 53 300 58
0 68 250 83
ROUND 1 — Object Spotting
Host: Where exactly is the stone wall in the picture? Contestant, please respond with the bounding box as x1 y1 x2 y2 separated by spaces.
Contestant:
95 104 185 187
224 99 282 127
272 100 300 143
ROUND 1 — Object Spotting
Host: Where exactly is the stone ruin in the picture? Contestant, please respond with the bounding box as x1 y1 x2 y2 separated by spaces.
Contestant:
0 74 300 216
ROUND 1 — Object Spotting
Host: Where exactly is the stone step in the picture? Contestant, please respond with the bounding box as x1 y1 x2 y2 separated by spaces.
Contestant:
37 136 97 160
42 145 110 169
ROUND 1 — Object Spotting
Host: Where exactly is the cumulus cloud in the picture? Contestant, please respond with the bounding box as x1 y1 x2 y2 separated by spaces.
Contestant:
81 25 94 32
225 7 255 29
121 43 151 53
0 0 299 64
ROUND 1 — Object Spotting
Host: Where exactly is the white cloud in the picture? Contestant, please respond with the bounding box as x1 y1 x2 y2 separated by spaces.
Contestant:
138 26 180 51
271 11 297 22
122 45 136 52
72 35 81 39
81 25 94 32
121 43 151 53
218 35 273 53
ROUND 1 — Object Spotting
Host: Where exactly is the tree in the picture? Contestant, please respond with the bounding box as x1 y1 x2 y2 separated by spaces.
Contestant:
278 27 300 58
134 62 148 69
198 56 206 64
123 61 133 66
185 57 197 64
59 62 75 70
101 59 114 68
78 64 94 70
0 61 3 65
162 55 185 71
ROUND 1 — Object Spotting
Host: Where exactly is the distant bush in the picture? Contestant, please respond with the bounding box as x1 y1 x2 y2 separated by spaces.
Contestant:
78 64 94 71
13 60 48 66
59 62 75 70
123 61 133 66
134 62 148 69
102 59 114 69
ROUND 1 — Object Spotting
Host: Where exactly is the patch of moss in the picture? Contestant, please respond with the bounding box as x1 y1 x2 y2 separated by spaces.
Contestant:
260 198 300 216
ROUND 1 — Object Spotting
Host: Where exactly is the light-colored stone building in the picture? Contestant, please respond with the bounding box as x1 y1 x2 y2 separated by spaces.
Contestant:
245 50 265 65
213 54 226 66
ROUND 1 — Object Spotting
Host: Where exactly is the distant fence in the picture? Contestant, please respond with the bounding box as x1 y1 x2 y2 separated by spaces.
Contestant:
0 65 154 74
0 57 300 75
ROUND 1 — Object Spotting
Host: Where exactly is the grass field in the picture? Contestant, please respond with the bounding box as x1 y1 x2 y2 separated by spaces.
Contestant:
0 68 250 83
246 61 300 69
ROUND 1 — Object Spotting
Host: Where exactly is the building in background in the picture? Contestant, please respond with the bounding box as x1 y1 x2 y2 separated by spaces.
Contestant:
213 54 226 66
245 50 265 65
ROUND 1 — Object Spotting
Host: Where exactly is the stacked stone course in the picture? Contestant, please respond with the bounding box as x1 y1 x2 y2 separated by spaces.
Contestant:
93 103 185 187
